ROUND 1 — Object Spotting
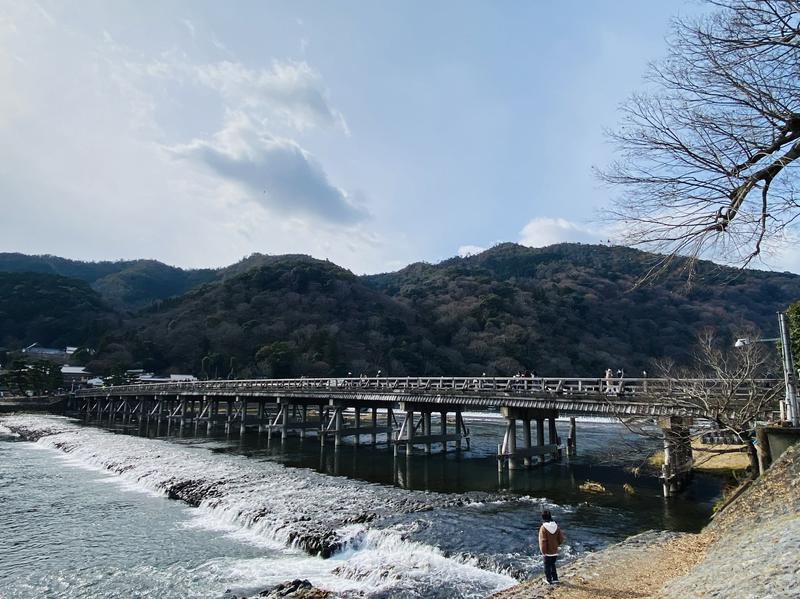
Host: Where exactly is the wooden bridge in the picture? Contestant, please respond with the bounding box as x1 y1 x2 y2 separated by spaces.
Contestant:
69 376 779 497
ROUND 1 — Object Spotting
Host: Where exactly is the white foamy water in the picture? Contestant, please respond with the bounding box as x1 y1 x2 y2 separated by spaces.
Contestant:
1 415 516 598
0 422 18 436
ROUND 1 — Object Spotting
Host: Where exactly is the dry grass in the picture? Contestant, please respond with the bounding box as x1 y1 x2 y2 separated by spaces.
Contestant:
647 441 749 474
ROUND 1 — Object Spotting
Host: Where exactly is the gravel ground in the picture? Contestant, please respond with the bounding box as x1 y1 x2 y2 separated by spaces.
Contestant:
486 531 709 599
662 442 800 599
488 444 800 599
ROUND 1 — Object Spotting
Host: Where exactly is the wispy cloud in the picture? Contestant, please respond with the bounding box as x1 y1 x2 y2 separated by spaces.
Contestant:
519 217 601 247
181 18 196 38
170 113 366 224
192 59 348 133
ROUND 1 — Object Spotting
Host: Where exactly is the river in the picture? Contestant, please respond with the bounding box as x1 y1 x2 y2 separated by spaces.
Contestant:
0 413 722 598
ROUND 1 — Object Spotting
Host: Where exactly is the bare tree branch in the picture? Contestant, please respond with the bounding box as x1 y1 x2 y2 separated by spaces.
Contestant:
600 0 800 280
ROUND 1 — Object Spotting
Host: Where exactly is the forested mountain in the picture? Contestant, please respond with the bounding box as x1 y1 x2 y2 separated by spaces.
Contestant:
115 256 442 377
0 253 217 310
1 244 799 377
365 243 800 375
0 272 118 350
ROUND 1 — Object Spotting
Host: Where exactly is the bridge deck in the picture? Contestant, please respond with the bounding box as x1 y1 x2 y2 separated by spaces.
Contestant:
74 376 779 418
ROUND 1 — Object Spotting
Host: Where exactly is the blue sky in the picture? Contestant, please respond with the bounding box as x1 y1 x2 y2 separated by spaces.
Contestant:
9 0 790 274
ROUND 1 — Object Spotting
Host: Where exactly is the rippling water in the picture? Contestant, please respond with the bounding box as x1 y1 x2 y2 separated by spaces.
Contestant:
0 415 722 598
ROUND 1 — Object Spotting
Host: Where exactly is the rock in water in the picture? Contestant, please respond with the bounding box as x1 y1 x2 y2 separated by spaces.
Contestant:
258 579 329 598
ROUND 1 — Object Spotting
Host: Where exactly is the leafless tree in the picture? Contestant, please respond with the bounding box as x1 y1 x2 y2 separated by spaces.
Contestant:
612 330 781 474
667 330 780 430
600 0 800 279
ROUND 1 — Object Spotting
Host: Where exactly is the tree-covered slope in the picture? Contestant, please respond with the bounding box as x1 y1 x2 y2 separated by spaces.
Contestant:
0 272 118 350
110 256 447 377
364 243 800 376
0 253 217 310
3 244 799 377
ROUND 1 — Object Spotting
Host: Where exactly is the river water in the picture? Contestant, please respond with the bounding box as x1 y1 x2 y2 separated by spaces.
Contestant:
0 413 722 598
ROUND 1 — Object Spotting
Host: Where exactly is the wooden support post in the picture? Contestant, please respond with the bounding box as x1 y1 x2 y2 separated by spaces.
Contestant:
319 404 326 445
423 411 432 455
406 409 414 453
179 398 186 430
548 416 559 459
440 411 447 452
536 417 545 465
455 409 463 451
257 400 265 433
522 418 532 467
387 407 394 445
240 397 247 435
354 408 361 446
281 401 289 441
268 403 280 442
567 417 577 457
371 408 378 445
334 407 343 447
662 430 675 497
300 404 307 440
507 418 518 470
659 417 693 497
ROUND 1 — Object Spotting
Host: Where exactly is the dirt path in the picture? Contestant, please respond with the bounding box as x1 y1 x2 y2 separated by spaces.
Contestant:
489 531 712 599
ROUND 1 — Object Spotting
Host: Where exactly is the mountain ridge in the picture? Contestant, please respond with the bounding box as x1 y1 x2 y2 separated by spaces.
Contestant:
2 243 798 377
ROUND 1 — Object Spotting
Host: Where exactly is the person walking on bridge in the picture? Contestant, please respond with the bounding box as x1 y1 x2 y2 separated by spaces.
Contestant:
539 509 564 585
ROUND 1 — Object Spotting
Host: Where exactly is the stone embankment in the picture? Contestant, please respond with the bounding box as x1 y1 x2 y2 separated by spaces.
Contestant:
489 443 800 599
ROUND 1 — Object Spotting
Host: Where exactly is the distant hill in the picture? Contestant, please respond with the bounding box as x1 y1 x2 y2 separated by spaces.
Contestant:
0 253 217 310
0 252 336 311
2 244 799 377
110 256 441 377
0 272 117 350
364 243 800 375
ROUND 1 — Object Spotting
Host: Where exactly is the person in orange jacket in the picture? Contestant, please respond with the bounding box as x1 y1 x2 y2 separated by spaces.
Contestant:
539 509 564 584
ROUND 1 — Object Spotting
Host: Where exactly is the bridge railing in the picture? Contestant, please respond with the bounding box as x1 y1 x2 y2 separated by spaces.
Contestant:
74 376 780 403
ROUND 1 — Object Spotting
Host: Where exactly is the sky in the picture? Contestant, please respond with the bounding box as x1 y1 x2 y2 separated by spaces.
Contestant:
1 0 797 274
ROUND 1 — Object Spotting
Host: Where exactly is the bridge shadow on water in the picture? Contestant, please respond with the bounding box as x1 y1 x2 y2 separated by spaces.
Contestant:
83 414 724 535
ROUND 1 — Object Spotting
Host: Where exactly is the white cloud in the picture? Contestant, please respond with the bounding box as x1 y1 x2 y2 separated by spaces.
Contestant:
170 112 367 224
192 59 348 133
0 2 397 273
519 217 600 247
181 19 196 38
458 244 486 257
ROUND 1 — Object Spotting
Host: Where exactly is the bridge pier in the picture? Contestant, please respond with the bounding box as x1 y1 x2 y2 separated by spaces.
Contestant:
659 416 693 497
567 417 577 457
394 403 468 456
322 401 395 447
497 408 560 471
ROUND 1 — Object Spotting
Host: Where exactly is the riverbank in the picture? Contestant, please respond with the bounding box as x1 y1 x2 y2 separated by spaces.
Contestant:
489 442 800 599
647 440 750 474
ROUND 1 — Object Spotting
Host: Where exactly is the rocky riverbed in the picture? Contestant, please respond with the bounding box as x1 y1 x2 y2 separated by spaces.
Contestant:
489 443 800 599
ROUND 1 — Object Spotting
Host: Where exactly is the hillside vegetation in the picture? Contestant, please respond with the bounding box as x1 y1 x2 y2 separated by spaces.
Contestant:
0 272 117 350
0 253 217 310
1 244 798 377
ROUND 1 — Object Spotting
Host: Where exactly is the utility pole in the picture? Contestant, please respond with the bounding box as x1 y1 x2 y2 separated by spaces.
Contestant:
778 312 799 426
